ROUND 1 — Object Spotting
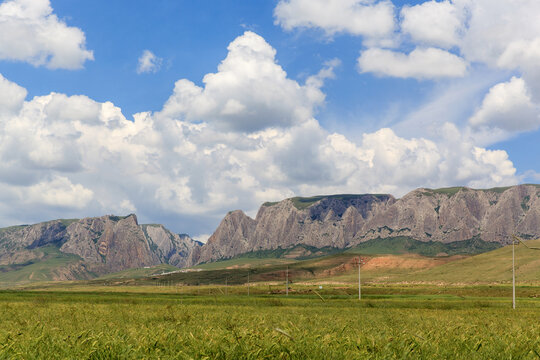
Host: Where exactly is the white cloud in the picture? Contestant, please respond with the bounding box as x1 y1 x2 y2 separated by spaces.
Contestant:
396 0 540 72
458 0 540 67
0 0 93 69
24 176 93 209
400 0 463 49
137 50 162 74
497 38 540 103
273 0 540 95
0 76 517 231
274 0 395 39
0 32 520 235
158 31 334 132
357 47 467 79
0 73 27 117
396 0 540 93
469 77 540 133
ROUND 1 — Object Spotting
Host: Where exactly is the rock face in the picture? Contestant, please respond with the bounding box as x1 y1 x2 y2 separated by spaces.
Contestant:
196 185 540 263
141 224 198 268
0 214 201 279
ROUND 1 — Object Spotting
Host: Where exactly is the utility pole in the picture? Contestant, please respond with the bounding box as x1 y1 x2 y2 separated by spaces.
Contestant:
512 238 516 310
286 266 289 296
358 257 361 301
511 234 540 309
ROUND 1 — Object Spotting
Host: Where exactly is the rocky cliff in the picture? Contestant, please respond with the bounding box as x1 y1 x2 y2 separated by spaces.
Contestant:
196 185 540 263
0 214 201 280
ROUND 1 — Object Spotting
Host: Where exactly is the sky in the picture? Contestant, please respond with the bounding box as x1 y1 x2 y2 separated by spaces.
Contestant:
1 0 540 241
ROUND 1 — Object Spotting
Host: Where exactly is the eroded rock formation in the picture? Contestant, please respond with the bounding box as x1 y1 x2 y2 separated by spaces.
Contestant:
197 185 540 263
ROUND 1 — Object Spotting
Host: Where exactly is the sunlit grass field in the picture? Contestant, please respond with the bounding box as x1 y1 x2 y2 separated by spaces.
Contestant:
1 240 539 359
1 284 539 359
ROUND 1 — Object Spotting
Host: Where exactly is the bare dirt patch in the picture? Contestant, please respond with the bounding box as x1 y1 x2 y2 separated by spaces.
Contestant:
320 255 464 277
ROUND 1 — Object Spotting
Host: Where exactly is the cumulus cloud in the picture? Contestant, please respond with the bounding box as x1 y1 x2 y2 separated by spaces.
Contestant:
400 0 463 49
458 0 540 67
469 77 540 133
274 0 395 40
137 50 162 74
0 73 27 117
158 31 334 132
24 176 93 209
357 47 467 79
0 32 519 235
0 0 93 69
396 0 540 70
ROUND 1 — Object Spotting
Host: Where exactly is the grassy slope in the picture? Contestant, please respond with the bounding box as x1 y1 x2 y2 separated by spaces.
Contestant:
390 238 540 284
85 251 457 287
324 239 540 285
346 236 500 256
0 246 86 284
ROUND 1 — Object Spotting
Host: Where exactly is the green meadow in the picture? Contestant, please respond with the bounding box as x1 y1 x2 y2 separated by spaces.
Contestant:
0 284 539 359
1 240 539 359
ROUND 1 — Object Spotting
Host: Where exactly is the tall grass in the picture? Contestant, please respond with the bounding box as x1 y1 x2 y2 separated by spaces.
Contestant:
0 288 538 359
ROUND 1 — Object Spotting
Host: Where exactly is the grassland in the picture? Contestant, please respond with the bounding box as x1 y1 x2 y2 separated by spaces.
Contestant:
0 284 539 359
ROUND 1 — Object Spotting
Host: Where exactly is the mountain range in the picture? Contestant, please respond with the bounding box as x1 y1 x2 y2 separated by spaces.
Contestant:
197 184 540 263
1 184 539 282
0 214 200 282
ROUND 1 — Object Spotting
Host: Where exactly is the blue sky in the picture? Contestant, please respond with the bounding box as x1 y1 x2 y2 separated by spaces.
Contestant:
0 0 539 240
2 0 427 124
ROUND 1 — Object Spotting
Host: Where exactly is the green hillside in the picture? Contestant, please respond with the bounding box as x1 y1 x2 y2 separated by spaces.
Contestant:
388 238 540 284
346 236 501 256
0 246 91 285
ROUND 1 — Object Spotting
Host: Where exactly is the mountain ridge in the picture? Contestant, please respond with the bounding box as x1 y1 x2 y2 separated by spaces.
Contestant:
194 184 540 264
